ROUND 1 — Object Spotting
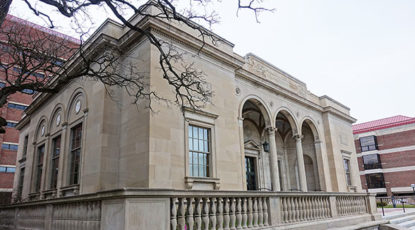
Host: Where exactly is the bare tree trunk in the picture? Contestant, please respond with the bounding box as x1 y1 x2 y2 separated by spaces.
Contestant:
0 0 12 26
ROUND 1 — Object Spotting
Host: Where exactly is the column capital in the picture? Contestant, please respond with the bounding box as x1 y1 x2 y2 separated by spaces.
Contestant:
266 127 277 135
292 134 304 140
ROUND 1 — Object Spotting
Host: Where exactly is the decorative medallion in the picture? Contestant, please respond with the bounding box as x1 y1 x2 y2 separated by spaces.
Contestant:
56 113 61 126
75 100 81 114
270 101 274 107
235 87 241 95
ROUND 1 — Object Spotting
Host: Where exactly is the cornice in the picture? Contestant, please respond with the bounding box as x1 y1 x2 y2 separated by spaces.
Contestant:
235 68 356 123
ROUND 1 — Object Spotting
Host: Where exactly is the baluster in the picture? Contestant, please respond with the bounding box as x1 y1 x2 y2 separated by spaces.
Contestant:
306 197 311 220
187 198 194 230
195 198 202 230
294 198 299 223
258 197 263 227
236 198 242 229
288 197 294 223
217 198 224 230
303 197 307 221
324 197 328 218
317 196 323 219
230 198 236 230
178 198 186 230
202 198 209 230
263 197 269 226
247 198 253 227
171 198 178 230
281 198 286 223
242 198 247 229
297 197 302 222
348 197 351 215
310 197 315 220
253 198 258 227
210 198 217 230
224 198 230 230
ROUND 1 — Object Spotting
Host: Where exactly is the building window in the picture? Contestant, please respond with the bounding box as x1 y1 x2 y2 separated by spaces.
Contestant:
188 125 210 177
359 136 378 152
0 166 16 173
366 173 385 189
50 135 61 189
69 123 82 185
22 135 29 158
7 102 28 110
1 143 18 151
22 88 35 94
343 158 352 186
35 144 45 192
6 121 17 128
0 82 5 88
363 154 382 170
17 167 25 199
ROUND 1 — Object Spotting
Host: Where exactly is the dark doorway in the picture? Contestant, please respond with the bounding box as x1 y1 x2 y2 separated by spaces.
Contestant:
245 156 257 190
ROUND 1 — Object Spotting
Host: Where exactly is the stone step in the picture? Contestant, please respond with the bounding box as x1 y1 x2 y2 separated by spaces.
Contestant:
384 211 415 221
391 215 415 225
401 220 415 228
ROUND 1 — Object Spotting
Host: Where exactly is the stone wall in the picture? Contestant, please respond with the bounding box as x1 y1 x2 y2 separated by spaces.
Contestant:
0 189 380 230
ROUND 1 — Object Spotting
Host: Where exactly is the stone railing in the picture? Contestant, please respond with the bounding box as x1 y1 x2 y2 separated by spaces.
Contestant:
170 195 270 230
168 191 376 230
0 189 378 230
280 195 331 223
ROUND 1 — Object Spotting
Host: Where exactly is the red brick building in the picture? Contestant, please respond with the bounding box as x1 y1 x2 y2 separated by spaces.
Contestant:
0 15 78 204
353 115 415 197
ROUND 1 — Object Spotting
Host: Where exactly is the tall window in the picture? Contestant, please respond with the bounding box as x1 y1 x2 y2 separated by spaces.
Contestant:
363 154 382 170
359 136 378 152
188 125 210 177
35 145 45 192
69 124 82 185
22 135 29 158
50 135 61 189
366 173 385 189
343 158 352 186
17 167 25 199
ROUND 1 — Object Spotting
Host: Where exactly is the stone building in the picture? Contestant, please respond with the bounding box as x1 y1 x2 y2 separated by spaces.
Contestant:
0 4 380 230
353 115 415 197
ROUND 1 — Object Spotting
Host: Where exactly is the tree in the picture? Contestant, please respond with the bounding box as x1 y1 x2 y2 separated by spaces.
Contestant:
0 0 272 132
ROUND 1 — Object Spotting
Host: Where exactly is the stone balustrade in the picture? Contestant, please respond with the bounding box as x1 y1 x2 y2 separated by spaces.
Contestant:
0 189 378 230
170 196 270 230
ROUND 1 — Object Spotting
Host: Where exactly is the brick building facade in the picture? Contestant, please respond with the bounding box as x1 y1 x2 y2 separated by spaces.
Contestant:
353 115 415 196
0 15 78 204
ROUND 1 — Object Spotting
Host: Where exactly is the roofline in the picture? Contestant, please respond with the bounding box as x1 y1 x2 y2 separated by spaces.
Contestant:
6 14 80 44
353 117 415 134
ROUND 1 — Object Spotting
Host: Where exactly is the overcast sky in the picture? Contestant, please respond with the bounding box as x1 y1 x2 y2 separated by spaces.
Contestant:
10 0 415 124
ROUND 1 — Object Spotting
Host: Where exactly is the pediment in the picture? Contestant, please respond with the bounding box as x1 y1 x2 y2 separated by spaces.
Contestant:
244 140 261 151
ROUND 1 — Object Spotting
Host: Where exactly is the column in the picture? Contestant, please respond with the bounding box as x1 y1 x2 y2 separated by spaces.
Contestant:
294 134 307 192
267 127 281 191
238 117 247 190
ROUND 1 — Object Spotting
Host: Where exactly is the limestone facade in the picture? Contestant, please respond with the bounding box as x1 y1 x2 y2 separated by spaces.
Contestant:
12 7 362 203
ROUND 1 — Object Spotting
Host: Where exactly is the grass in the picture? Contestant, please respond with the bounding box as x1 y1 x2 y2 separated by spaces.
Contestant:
381 204 415 208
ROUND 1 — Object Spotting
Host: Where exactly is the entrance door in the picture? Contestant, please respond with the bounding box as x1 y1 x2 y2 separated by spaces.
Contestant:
245 156 257 190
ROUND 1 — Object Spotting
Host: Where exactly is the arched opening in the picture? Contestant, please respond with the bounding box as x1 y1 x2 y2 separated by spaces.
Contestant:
241 99 271 191
301 119 325 191
275 111 298 191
